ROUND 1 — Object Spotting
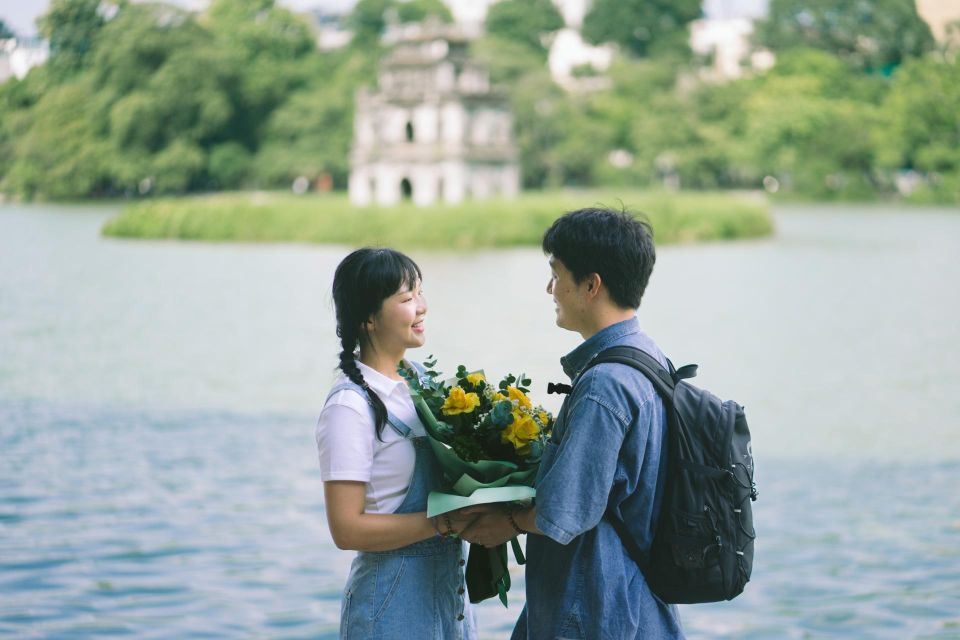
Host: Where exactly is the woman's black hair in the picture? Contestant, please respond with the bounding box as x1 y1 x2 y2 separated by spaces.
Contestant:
332 247 422 439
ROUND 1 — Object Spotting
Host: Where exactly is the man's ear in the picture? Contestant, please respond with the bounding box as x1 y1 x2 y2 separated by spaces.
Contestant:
584 273 602 300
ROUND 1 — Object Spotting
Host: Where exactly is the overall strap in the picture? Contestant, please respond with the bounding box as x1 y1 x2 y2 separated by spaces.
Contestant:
326 382 413 438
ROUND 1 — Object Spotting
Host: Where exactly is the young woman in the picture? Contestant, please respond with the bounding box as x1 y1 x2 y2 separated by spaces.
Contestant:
316 247 477 639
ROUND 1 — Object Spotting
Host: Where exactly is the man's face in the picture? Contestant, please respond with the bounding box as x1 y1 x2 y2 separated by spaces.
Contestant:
546 256 586 332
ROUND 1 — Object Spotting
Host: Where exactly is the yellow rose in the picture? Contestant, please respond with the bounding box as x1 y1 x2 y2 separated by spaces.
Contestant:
507 386 532 409
537 410 550 426
492 391 508 403
466 372 485 387
501 410 540 450
441 386 480 415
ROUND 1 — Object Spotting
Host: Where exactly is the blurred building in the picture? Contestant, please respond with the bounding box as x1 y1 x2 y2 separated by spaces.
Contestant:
0 38 49 83
443 0 500 38
915 0 960 43
547 0 614 91
306 10 352 51
349 22 519 206
689 17 774 80
690 0 773 80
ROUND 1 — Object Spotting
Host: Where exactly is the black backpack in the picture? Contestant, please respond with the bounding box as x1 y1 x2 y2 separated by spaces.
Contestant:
552 346 757 604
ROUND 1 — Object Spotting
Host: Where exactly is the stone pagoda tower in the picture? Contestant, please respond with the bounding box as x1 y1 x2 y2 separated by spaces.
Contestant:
348 23 520 207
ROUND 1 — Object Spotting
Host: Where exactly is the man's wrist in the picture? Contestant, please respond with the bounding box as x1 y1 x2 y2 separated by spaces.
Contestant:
506 507 527 535
512 506 535 534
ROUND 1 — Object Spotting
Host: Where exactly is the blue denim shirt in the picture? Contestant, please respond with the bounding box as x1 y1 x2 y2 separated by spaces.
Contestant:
513 317 684 640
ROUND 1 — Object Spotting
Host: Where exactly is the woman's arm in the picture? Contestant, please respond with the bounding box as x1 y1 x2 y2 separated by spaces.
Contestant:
324 481 475 551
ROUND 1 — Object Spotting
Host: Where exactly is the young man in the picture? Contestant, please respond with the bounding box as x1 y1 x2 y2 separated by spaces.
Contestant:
461 208 684 639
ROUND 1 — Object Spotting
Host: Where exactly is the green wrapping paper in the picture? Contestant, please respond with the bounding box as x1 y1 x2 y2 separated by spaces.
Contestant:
409 390 536 606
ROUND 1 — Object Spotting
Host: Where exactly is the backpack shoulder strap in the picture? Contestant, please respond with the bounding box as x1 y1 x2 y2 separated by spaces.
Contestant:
582 346 678 402
325 381 413 438
577 346 692 572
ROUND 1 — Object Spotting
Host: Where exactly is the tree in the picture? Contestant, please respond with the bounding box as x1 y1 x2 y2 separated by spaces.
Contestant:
38 0 108 76
881 57 960 172
582 0 700 58
755 0 935 71
878 56 960 201
2 78 112 198
0 18 16 39
484 0 564 55
395 0 452 25
253 56 357 188
346 0 393 46
740 50 885 198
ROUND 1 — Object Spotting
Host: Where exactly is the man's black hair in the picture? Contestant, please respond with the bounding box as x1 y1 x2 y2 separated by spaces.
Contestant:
542 207 655 309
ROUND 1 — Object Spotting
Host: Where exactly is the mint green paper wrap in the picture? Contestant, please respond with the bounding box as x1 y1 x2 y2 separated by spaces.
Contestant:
409 390 537 607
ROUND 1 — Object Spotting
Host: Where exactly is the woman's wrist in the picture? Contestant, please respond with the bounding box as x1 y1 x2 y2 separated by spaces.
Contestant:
430 515 444 538
429 514 457 539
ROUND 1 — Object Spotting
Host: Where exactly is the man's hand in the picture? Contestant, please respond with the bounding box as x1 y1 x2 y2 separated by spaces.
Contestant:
460 507 519 548
442 510 478 536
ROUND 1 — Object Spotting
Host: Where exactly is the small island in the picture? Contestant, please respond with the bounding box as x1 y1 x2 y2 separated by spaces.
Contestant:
100 189 773 249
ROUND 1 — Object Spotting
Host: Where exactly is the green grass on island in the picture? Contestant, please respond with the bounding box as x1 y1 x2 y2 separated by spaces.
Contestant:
101 190 774 249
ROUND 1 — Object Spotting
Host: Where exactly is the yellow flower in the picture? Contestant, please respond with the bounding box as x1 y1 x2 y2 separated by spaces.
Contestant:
492 391 508 403
466 372 485 387
441 386 480 415
501 410 540 451
537 410 550 425
507 386 532 409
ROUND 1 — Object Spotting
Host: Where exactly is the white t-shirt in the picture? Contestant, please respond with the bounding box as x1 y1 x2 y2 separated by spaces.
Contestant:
315 361 427 515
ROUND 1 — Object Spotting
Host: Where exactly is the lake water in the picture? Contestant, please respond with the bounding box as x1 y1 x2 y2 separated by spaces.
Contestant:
1 202 959 639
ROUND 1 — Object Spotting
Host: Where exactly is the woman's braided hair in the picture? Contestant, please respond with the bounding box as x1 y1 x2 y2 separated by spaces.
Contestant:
332 248 422 439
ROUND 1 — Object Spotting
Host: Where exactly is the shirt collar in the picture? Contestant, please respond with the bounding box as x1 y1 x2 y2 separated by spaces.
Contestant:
356 360 409 398
560 316 640 380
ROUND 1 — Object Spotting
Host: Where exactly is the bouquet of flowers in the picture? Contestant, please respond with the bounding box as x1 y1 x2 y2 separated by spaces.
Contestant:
399 357 553 606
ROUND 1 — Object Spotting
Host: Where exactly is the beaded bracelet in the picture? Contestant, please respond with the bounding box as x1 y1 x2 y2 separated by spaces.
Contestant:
506 507 528 535
442 513 458 538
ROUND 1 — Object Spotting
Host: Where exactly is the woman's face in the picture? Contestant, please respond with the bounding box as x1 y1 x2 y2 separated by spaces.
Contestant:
367 279 427 354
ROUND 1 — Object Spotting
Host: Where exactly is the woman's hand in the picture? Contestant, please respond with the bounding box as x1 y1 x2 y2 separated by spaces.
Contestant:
441 509 480 536
460 504 541 547
460 508 518 548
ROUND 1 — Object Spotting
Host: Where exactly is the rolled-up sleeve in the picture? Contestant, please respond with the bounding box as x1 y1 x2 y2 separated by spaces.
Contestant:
534 391 628 545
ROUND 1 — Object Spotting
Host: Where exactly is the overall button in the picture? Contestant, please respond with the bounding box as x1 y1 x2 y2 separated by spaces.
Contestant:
457 614 464 621
458 559 465 566
457 587 465 595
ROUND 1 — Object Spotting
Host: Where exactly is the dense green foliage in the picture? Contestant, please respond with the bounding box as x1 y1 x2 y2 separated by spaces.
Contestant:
1 0 958 203
102 190 774 249
756 0 934 71
38 0 107 77
582 0 700 58
484 0 564 56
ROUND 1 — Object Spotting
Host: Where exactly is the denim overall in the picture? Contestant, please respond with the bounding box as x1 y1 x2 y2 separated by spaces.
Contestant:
325 382 476 640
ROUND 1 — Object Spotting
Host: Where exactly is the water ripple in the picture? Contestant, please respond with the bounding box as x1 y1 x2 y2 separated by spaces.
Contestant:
2 401 959 639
